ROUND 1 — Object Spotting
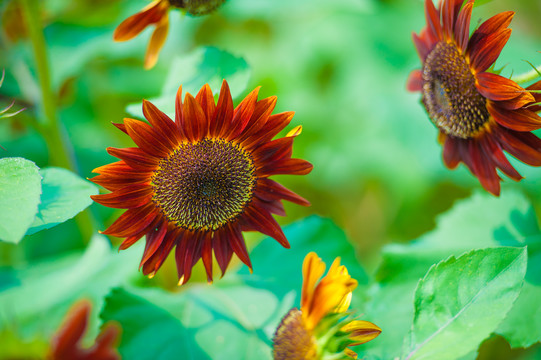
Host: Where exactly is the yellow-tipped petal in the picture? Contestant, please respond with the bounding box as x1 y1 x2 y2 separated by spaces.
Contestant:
342 320 382 345
286 125 302 137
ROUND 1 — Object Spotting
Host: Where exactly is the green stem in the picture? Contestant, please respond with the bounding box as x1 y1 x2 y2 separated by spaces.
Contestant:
19 0 94 241
511 64 541 85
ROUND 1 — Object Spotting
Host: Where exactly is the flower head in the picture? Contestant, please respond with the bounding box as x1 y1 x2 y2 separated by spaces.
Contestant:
91 81 312 285
407 0 541 196
49 300 120 360
273 252 381 360
113 0 226 69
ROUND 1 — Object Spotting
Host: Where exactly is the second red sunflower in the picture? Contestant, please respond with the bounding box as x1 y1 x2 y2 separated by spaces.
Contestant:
91 81 313 284
407 0 541 196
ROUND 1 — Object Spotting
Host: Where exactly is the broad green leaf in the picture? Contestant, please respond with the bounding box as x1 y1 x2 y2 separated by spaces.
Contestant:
238 215 369 299
0 235 139 340
126 47 250 119
403 247 527 360
0 158 42 243
101 286 284 360
26 167 98 235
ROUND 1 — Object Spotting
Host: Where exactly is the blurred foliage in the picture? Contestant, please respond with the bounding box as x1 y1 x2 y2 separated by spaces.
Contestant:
1 0 541 359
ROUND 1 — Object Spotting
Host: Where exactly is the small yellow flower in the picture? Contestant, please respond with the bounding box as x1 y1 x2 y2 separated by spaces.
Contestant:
273 252 381 360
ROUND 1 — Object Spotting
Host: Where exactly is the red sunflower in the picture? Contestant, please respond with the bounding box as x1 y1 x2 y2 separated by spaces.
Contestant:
407 0 541 196
114 0 226 69
91 81 313 284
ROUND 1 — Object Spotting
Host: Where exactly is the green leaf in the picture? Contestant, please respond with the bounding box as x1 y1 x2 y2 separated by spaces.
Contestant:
0 158 42 243
26 167 98 235
126 47 251 119
403 247 527 360
0 235 139 340
101 286 284 360
238 215 369 299
359 191 541 359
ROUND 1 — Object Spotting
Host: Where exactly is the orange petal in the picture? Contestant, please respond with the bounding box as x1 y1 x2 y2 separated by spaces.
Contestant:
113 0 168 42
469 29 511 73
144 14 169 69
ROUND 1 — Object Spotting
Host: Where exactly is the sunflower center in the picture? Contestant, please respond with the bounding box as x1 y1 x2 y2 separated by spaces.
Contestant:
421 41 490 139
273 308 319 360
151 138 256 231
168 0 226 15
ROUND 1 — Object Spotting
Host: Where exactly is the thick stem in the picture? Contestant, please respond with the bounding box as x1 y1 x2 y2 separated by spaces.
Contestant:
511 64 541 85
19 0 94 241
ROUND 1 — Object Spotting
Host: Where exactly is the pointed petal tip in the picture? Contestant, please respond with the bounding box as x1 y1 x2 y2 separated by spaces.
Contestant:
286 125 302 137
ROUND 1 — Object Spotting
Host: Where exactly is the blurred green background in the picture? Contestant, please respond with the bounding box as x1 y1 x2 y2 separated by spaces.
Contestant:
0 0 540 358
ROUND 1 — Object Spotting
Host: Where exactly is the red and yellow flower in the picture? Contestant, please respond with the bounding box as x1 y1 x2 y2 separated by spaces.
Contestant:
273 252 381 360
91 81 312 285
407 0 541 196
114 0 226 69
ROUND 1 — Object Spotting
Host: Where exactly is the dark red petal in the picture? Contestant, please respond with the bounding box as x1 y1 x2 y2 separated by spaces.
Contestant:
488 102 541 131
91 185 153 209
469 141 501 196
142 99 180 147
499 94 538 110
526 80 541 113
113 1 166 41
258 158 313 176
174 231 203 284
237 96 277 144
213 232 234 276
249 111 295 147
256 178 310 206
468 29 511 73
201 234 214 283
241 199 289 248
468 11 514 54
407 69 423 92
142 232 176 276
225 224 252 270
124 118 171 158
211 80 234 138
91 323 121 360
481 132 522 181
51 301 89 356
442 0 463 40
497 129 541 166
195 84 216 135
92 161 135 176
227 87 260 140
140 220 168 265
412 32 430 62
476 72 534 101
454 1 473 52
183 93 207 142
256 198 286 217
112 122 128 134
106 147 159 170
424 0 442 41
102 204 159 237
252 137 294 163
90 171 152 192
442 134 462 169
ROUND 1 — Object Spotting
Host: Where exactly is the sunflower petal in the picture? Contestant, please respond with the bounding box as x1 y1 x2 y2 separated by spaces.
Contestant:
113 0 167 42
144 14 169 69
488 102 541 131
407 69 423 92
476 72 533 102
91 184 153 209
468 29 511 73
454 1 473 52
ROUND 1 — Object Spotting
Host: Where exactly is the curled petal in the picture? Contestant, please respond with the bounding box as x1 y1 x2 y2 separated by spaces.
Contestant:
144 14 169 69
476 72 534 102
113 0 168 41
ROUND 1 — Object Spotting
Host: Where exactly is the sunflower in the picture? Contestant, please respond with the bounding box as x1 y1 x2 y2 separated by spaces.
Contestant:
91 81 312 284
113 0 226 69
407 0 541 196
49 300 120 360
273 252 381 360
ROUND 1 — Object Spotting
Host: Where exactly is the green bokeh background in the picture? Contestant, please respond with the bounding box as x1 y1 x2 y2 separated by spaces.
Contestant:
0 0 541 359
